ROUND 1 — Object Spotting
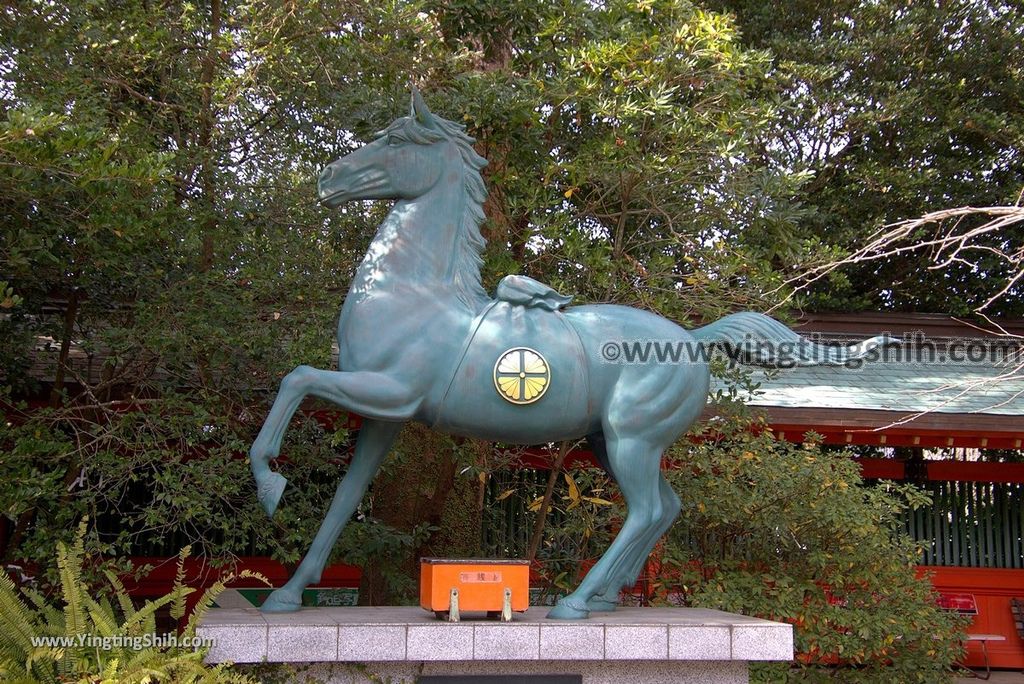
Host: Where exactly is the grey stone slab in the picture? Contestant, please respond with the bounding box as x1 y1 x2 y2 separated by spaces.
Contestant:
198 623 267 663
605 624 668 660
338 624 406 661
669 625 731 660
596 607 758 625
262 611 325 625
328 606 438 624
540 623 604 660
199 607 266 626
406 623 474 660
732 624 793 661
473 623 539 660
267 624 338 662
200 606 792 664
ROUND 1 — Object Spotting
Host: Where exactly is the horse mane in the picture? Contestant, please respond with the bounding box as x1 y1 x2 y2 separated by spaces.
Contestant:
379 115 490 312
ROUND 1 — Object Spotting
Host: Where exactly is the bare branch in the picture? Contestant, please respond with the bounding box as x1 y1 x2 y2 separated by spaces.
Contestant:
97 77 186 112
769 204 1024 316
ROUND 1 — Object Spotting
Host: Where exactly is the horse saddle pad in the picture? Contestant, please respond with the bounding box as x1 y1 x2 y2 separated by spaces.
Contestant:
432 299 591 443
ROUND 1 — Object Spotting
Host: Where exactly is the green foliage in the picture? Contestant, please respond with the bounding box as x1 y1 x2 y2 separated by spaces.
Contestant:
0 0 461 576
660 411 967 682
714 0 1024 315
0 402 313 568
434 0 816 320
530 468 621 601
334 518 438 603
0 281 22 310
483 462 621 603
0 520 266 684
343 424 491 605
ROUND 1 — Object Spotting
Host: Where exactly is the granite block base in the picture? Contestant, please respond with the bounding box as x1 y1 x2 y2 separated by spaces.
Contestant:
199 606 793 684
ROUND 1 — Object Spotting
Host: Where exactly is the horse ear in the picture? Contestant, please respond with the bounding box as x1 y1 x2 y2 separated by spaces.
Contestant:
410 85 437 128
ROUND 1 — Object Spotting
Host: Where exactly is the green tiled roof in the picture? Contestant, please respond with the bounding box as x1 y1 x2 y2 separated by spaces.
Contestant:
715 345 1024 416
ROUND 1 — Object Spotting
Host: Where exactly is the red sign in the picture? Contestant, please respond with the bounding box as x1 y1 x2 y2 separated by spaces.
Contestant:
937 592 979 615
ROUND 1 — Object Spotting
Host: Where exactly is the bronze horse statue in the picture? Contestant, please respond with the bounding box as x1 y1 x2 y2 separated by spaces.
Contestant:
249 88 887 618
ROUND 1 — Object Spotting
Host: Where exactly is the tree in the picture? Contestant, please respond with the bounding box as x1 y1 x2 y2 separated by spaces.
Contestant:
432 0 819 321
714 0 1024 316
0 0 455 568
777 204 1024 323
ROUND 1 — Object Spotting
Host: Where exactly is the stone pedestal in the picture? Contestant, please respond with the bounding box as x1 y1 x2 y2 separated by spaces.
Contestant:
198 606 793 684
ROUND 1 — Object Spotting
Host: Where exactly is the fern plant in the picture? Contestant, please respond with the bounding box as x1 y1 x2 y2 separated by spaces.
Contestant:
0 520 268 683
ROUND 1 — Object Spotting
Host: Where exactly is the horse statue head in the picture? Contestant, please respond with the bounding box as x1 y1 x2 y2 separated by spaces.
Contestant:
317 88 488 207
316 87 490 311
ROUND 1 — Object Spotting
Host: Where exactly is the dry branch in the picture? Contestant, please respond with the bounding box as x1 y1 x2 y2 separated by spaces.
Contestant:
771 202 1024 321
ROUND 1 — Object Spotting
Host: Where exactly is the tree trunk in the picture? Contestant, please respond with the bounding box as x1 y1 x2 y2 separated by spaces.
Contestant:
197 0 221 271
48 288 81 408
526 441 569 562
357 425 480 605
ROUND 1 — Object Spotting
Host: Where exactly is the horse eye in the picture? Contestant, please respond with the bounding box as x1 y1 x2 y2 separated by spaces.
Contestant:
387 134 403 147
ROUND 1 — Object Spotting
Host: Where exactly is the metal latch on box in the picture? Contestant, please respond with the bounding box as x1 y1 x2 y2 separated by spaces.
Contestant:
444 587 513 622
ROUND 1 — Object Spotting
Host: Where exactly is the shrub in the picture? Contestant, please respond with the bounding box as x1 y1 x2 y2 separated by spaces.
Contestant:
0 520 267 683
659 412 967 682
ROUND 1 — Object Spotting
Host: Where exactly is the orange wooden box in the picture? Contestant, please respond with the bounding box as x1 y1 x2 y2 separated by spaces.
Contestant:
420 558 530 616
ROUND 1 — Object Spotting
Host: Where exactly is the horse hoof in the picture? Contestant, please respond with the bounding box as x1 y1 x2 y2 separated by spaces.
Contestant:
547 598 590 620
261 588 301 613
585 596 618 612
257 472 287 517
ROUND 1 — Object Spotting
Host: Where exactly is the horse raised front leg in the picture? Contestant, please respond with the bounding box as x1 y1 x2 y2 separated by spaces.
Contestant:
261 418 402 612
250 365 421 516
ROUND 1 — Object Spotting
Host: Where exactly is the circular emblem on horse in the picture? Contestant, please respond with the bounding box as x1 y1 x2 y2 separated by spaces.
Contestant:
493 347 550 404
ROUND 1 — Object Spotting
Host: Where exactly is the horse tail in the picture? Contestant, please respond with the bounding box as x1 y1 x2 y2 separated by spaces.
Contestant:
690 312 894 367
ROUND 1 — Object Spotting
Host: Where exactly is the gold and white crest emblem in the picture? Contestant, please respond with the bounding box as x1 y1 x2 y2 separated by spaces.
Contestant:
493 347 550 405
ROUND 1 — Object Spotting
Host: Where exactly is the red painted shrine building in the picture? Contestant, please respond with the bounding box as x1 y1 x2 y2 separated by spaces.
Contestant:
754 313 1024 669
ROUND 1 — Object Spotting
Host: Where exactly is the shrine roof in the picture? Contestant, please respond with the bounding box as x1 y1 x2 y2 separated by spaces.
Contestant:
715 311 1024 418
